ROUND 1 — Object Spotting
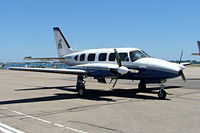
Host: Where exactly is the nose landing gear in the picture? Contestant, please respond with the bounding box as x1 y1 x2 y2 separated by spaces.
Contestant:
158 83 167 99
138 80 167 99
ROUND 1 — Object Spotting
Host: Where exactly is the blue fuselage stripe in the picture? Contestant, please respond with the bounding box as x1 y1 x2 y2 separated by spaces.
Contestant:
85 67 179 80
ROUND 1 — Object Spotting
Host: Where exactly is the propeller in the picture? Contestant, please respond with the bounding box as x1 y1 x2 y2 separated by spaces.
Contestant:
112 49 129 88
112 78 118 88
178 50 187 82
179 50 184 64
114 49 122 66
179 70 186 82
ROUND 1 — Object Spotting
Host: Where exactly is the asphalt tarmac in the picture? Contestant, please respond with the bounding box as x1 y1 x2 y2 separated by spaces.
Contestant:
0 67 199 133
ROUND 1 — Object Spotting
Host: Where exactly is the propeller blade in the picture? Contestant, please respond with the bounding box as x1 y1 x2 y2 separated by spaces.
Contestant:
179 50 184 64
112 78 118 88
109 78 113 84
114 49 121 67
181 73 186 81
179 70 186 82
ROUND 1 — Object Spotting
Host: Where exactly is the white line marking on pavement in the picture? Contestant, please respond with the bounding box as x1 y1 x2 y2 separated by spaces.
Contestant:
35 118 52 124
1 107 88 133
0 122 25 133
12 111 26 116
53 124 65 128
1 107 7 110
0 126 13 133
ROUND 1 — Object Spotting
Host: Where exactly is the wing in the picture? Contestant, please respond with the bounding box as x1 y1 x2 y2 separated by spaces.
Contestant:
10 67 86 75
24 57 65 61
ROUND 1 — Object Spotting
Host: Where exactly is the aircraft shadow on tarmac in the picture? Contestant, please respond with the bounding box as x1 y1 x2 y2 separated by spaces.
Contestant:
0 85 182 105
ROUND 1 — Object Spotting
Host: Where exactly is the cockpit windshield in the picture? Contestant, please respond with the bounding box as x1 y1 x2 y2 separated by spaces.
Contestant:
129 50 150 62
141 50 150 57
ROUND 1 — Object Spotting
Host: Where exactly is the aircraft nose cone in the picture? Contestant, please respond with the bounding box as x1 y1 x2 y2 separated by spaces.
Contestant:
148 58 181 74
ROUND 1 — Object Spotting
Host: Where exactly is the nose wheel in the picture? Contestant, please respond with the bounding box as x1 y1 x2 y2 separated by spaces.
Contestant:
158 83 167 99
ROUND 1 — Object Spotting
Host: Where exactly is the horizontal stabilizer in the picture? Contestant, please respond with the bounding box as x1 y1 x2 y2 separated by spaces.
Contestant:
24 57 65 61
192 41 200 56
191 53 200 55
10 67 86 75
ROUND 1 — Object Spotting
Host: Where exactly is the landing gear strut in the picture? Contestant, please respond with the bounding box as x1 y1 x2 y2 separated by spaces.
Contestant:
158 82 167 99
138 80 146 92
76 76 86 96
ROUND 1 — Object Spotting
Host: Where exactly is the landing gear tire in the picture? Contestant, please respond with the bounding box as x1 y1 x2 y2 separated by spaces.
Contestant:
158 89 167 99
78 85 86 97
76 76 86 97
138 81 146 92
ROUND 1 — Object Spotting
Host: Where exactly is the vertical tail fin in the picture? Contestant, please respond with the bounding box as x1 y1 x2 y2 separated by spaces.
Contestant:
197 41 200 53
53 27 73 57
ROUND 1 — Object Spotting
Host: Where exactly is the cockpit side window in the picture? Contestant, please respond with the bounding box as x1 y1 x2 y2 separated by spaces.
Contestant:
74 55 78 61
130 50 147 62
119 53 129 61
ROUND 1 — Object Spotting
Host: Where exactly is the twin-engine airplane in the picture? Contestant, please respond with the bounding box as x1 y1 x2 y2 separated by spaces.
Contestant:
192 41 200 56
10 27 187 99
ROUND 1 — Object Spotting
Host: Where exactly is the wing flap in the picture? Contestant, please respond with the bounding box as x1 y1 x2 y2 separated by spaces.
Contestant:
10 67 86 75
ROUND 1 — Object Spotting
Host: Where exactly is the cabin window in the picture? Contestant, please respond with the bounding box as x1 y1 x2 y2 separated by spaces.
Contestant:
80 54 85 61
88 53 96 61
98 53 107 61
74 55 78 61
119 53 129 61
130 50 146 62
109 53 115 61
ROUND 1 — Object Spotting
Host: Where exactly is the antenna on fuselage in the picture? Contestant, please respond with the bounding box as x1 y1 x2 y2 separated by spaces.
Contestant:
101 42 105 48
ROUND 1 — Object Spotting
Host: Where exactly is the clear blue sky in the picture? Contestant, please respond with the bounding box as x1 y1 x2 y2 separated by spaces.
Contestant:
0 0 200 62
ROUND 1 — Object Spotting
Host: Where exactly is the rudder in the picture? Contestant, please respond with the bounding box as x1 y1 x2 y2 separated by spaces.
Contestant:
53 27 73 57
197 41 200 53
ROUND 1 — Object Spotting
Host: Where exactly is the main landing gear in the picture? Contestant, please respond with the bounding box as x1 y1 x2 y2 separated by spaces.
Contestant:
76 76 86 97
138 80 146 92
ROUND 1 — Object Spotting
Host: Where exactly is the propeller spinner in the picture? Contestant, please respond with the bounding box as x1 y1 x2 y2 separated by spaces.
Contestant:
112 49 129 88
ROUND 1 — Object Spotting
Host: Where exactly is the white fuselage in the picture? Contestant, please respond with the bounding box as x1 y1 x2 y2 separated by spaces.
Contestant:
62 48 144 66
59 47 183 80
